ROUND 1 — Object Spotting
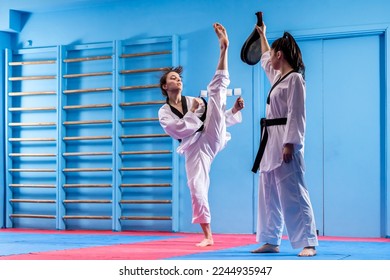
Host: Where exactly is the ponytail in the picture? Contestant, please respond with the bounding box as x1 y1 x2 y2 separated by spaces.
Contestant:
271 32 305 79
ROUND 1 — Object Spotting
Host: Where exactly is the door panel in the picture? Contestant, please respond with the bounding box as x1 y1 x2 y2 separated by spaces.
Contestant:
323 35 381 237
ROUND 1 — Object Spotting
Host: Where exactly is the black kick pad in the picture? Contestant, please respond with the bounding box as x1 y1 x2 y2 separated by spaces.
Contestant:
241 11 263 65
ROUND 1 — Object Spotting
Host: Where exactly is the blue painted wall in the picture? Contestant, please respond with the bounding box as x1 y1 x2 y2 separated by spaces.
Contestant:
0 0 389 237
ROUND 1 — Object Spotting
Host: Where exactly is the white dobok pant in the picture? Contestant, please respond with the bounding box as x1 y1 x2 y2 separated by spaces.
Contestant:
256 154 319 249
184 84 227 224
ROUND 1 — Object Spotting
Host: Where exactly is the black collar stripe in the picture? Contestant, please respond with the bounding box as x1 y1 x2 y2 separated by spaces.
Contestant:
166 96 188 118
267 70 296 105
166 95 207 142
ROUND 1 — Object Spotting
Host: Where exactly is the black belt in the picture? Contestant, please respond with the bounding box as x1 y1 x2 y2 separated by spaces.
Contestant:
251 117 287 173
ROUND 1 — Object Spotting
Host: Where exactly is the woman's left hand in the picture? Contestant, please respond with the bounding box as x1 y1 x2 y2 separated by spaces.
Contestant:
283 143 294 163
232 97 244 114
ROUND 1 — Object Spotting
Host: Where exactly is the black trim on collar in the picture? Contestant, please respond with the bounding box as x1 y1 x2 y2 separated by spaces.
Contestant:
166 96 188 118
166 96 208 142
267 70 296 105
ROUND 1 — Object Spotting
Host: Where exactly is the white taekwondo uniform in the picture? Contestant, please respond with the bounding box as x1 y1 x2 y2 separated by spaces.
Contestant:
256 50 318 249
159 70 242 224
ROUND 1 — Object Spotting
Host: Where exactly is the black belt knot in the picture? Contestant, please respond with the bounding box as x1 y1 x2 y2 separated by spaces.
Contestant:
251 117 287 173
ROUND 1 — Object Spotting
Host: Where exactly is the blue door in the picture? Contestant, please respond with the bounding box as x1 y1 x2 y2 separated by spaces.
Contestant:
323 34 382 237
301 33 383 237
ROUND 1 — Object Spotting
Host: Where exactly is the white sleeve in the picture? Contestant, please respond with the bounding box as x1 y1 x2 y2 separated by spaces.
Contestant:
283 75 306 150
158 105 203 140
261 50 279 84
224 108 242 127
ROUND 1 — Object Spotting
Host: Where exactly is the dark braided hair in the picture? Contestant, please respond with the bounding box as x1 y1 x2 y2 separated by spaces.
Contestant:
271 32 305 79
159 66 183 96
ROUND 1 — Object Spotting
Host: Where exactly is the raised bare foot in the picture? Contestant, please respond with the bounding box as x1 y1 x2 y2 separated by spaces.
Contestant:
213 23 229 50
196 238 214 247
251 243 280 253
298 246 316 257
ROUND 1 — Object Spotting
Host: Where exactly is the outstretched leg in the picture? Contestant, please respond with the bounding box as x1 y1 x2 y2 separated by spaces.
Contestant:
213 23 229 70
203 23 230 155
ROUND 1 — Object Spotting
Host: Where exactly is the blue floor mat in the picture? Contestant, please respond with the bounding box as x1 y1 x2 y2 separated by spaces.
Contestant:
168 239 390 260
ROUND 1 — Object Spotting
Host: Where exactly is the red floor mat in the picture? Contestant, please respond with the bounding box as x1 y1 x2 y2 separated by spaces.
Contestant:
0 230 256 260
